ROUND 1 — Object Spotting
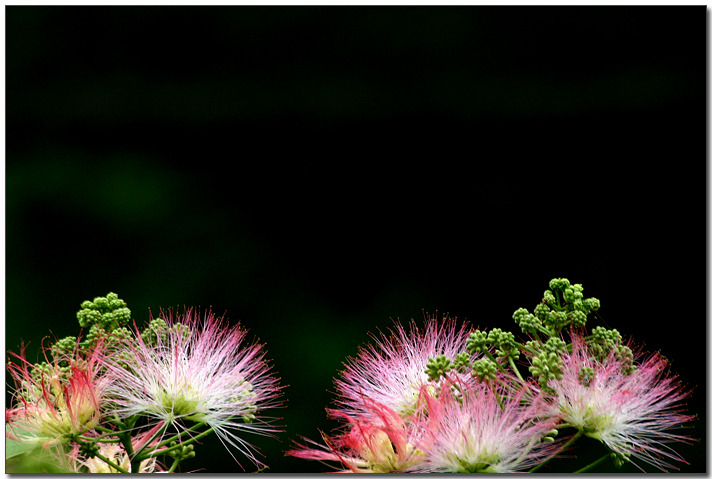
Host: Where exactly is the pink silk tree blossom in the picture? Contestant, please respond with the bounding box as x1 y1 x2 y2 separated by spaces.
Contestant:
99 308 283 468
6 341 105 448
546 333 694 471
334 314 476 419
411 379 560 473
287 396 426 473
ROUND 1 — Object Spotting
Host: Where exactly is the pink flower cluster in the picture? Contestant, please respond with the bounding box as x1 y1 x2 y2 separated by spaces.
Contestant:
6 309 284 473
288 315 694 473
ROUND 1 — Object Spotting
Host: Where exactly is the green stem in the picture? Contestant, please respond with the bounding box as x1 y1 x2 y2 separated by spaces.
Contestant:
143 422 203 454
132 422 168 460
508 356 525 382
529 429 583 473
92 451 130 473
139 425 215 461
167 457 182 473
483 350 506 373
574 453 612 473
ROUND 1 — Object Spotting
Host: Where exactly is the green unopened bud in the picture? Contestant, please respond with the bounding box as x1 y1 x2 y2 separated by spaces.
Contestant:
512 308 530 324
569 310 587 328
611 451 630 468
541 428 558 443
583 297 601 311
466 330 489 355
547 310 570 330
543 337 566 354
578 366 595 386
615 345 637 375
472 357 498 382
529 351 563 388
51 336 78 358
425 355 452 381
549 278 570 291
77 308 102 328
93 296 109 312
542 290 556 305
454 352 471 373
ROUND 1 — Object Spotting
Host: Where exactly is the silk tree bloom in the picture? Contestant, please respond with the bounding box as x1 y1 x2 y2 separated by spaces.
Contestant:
335 314 475 418
288 396 425 473
77 442 163 473
411 379 560 473
100 309 283 468
6 341 105 448
546 334 694 471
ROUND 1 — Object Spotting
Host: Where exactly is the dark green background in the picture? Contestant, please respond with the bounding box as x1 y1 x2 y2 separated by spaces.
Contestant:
6 6 705 473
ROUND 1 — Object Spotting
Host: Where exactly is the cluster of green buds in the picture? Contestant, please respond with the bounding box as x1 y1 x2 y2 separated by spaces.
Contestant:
74 292 133 353
513 278 601 339
140 317 191 347
29 293 133 384
423 278 636 393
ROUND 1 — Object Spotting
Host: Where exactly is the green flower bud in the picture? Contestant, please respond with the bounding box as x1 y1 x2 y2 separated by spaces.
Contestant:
549 278 570 291
583 297 601 311
51 336 78 357
547 310 570 329
518 313 542 334
578 366 595 386
512 308 530 325
425 355 452 381
454 352 471 374
466 330 489 355
533 303 550 320
543 337 566 354
472 357 498 382
529 351 563 388
543 290 556 305
569 310 587 328
93 296 109 312
611 451 631 468
615 345 637 375
77 308 102 328
141 318 170 347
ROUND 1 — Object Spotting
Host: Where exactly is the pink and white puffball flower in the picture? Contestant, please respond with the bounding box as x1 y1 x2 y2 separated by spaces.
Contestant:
288 396 426 473
547 334 694 471
100 308 283 468
412 379 560 473
6 340 105 448
335 314 476 419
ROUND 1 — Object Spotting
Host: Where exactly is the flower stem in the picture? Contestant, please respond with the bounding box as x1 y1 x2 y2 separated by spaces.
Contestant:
167 457 182 473
140 425 215 460
508 356 525 382
529 429 583 473
574 453 612 473
92 451 130 473
484 350 507 373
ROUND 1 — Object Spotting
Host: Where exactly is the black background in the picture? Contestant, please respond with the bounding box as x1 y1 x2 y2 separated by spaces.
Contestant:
6 6 706 473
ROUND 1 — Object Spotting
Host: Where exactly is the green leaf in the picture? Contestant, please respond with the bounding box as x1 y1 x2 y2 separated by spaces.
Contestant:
6 433 39 459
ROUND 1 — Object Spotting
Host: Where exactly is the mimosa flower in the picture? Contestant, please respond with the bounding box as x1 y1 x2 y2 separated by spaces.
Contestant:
6 341 105 448
100 308 283 468
335 314 475 418
546 334 694 471
79 442 162 473
288 397 425 473
412 379 559 473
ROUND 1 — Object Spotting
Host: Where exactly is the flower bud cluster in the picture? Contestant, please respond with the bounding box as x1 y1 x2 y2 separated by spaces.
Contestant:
7 293 283 474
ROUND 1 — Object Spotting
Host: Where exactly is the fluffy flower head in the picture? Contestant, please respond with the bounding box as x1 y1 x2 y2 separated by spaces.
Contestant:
288 397 425 473
547 333 693 471
335 314 475 418
6 341 104 448
412 379 559 473
100 308 283 467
